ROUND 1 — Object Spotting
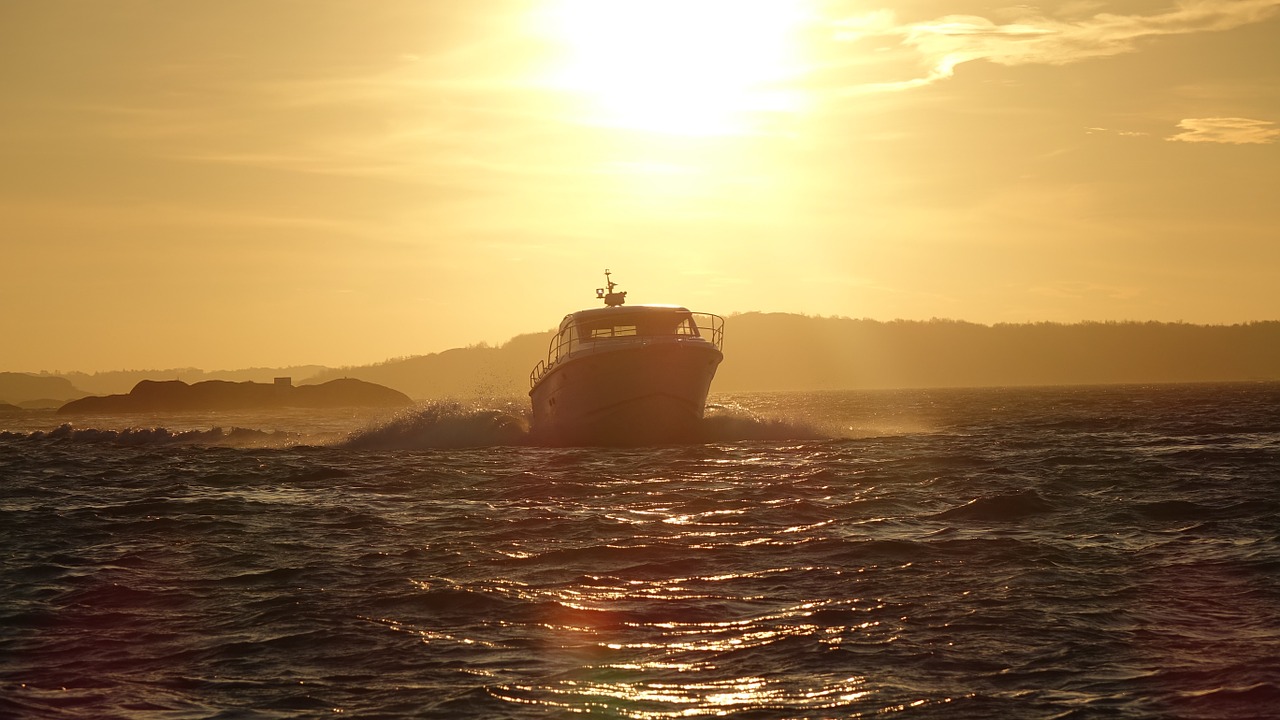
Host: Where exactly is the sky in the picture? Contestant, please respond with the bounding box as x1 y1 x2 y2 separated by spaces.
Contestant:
2 0 1278 372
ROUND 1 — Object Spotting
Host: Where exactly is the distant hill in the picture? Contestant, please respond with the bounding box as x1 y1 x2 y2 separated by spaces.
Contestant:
293 315 1280 398
0 372 88 406
305 333 554 399
15 316 1280 403
714 315 1280 391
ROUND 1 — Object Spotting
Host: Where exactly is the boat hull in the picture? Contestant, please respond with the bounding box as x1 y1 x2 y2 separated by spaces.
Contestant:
529 339 722 446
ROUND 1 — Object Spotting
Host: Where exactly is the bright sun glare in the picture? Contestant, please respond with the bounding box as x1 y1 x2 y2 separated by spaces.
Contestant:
542 0 811 135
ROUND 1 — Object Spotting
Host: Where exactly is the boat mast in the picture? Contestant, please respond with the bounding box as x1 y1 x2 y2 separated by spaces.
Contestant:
596 269 627 307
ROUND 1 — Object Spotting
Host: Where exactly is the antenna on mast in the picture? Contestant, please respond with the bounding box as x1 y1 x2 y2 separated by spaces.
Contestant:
595 269 627 307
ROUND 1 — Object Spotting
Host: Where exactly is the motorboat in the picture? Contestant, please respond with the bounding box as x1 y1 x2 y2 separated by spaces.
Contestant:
529 271 724 446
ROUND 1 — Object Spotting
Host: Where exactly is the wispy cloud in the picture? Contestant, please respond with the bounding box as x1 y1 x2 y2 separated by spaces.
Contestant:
837 0 1280 92
1167 117 1280 144
1085 127 1149 137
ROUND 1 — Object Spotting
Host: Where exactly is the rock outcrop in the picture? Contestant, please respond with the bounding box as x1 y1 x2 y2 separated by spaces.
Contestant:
57 378 412 414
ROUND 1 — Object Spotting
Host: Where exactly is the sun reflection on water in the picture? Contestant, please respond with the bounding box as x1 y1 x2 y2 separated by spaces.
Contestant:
469 572 897 715
493 673 873 718
387 451 947 716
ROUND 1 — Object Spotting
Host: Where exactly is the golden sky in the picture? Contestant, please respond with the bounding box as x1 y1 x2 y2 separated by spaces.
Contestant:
3 0 1278 371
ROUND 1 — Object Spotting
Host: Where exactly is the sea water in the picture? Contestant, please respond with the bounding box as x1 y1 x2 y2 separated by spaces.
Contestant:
2 383 1278 719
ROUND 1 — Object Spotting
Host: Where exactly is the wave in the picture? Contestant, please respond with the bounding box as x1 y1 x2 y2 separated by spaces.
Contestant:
1 403 835 449
0 423 286 447
342 403 829 449
931 490 1056 522
341 403 530 449
699 408 826 443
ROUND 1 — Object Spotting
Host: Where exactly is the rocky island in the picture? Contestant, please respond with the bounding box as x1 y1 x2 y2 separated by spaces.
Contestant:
57 377 412 414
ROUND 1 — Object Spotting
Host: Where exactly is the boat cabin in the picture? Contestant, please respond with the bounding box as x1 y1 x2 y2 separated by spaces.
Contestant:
571 305 697 339
528 271 725 390
551 306 701 360
530 305 724 388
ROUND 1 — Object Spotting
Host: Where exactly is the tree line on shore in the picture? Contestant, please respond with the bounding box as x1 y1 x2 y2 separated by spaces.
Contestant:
5 315 1279 405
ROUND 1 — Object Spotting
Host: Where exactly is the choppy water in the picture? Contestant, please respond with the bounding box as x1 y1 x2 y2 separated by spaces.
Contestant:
2 383 1278 719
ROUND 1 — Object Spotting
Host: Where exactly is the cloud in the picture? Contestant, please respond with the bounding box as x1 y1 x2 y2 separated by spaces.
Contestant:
837 0 1280 92
1166 117 1280 144
1085 127 1148 137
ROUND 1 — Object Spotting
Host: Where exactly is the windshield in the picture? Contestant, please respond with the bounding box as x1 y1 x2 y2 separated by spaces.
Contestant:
577 311 697 340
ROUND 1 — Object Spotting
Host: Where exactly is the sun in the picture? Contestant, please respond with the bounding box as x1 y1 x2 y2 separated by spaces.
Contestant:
539 0 811 135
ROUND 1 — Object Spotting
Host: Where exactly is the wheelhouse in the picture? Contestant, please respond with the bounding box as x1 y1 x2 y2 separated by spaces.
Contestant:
530 305 724 388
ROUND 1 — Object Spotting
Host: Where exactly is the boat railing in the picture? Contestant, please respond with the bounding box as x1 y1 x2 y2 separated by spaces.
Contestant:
692 312 725 351
530 312 724 388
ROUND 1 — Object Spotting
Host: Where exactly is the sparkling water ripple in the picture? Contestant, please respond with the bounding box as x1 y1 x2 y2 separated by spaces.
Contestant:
2 383 1278 718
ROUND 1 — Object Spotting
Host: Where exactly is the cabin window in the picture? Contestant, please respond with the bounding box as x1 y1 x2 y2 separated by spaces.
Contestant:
573 311 699 345
554 326 577 362
591 325 637 339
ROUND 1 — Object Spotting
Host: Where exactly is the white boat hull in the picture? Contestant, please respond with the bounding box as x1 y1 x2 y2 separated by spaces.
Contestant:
529 339 722 446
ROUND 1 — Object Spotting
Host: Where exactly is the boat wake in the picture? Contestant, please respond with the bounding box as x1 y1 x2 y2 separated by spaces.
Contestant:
340 402 826 449
341 402 530 449
699 405 827 443
4 402 830 449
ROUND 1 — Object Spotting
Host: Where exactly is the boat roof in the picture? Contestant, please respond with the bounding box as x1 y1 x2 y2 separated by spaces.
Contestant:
558 304 691 330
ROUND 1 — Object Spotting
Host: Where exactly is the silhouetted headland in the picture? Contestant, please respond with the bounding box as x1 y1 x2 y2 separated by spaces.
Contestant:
7 316 1279 404
56 378 411 414
0 372 87 407
301 316 1280 398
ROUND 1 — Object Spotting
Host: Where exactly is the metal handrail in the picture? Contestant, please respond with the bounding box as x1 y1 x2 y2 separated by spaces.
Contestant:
530 312 724 388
